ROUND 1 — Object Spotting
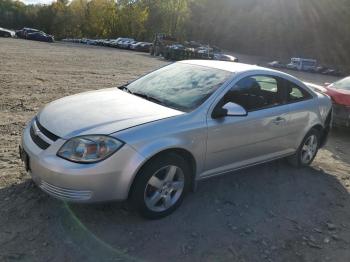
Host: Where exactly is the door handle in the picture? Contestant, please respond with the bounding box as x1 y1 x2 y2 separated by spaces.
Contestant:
272 116 286 125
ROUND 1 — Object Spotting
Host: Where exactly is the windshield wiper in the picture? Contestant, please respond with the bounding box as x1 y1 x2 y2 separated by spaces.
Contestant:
120 85 165 106
132 92 165 105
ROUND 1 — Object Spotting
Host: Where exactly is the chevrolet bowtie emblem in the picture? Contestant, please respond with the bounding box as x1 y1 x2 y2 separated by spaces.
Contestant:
33 123 41 136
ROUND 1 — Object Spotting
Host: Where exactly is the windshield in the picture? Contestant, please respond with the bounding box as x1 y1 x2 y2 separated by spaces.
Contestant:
125 63 232 112
332 77 350 91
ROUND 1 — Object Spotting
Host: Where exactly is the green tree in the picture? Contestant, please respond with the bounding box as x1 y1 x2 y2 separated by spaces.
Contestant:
1 0 349 71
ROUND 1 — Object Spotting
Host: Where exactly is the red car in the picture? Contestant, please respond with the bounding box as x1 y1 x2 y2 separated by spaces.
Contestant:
305 76 350 127
306 77 350 127
326 77 350 127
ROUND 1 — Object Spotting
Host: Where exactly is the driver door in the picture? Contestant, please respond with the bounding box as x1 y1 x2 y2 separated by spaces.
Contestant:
202 74 293 178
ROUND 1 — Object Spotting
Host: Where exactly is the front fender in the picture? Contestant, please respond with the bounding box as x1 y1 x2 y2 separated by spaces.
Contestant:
132 135 206 178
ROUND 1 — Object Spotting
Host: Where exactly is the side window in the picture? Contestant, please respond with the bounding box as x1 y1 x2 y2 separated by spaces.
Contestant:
286 81 312 103
224 75 285 112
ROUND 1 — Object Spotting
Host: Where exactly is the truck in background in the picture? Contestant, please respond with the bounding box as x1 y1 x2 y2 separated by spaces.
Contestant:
286 57 317 72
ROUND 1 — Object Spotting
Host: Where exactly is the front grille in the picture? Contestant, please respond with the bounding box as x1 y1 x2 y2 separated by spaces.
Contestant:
30 124 50 149
39 180 92 201
30 118 60 150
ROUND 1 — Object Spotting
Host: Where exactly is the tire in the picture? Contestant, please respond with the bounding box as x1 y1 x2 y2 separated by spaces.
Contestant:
130 153 191 219
288 128 321 167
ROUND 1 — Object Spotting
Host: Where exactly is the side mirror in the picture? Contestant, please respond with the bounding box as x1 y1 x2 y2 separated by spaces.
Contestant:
212 102 247 118
223 102 247 116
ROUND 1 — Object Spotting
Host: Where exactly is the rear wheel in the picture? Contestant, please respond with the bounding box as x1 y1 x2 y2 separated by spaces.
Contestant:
130 153 190 219
288 129 320 167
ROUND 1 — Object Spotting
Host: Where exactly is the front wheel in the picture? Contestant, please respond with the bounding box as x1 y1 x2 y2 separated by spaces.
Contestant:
130 153 191 219
288 129 320 167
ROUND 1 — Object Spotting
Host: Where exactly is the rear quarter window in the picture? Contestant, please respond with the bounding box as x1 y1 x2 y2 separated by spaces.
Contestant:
286 81 312 103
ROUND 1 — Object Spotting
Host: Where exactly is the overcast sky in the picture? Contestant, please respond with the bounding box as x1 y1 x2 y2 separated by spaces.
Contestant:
20 0 55 4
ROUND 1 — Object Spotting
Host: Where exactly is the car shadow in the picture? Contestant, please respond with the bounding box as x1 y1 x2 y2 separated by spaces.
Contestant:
2 159 349 262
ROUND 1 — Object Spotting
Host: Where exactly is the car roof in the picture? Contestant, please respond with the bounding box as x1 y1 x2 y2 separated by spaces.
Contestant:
179 60 313 93
180 60 271 73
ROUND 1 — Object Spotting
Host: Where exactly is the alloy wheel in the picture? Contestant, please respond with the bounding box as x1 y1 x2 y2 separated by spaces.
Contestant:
144 165 185 212
301 134 318 164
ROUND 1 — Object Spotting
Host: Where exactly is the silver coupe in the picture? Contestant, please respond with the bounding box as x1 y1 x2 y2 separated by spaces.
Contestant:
20 60 332 218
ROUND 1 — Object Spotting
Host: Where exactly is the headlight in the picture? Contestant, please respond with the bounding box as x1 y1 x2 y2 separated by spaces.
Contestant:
57 135 124 163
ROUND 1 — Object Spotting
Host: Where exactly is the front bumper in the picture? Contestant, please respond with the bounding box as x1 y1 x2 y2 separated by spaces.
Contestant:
333 103 350 127
21 121 145 202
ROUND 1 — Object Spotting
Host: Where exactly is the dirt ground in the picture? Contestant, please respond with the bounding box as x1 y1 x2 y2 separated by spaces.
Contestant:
0 38 350 262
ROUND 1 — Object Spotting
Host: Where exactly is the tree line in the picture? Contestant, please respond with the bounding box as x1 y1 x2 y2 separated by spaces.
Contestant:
1 0 349 70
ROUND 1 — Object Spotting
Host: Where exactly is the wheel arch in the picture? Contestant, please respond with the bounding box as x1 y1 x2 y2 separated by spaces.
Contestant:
127 147 197 199
311 123 323 133
304 122 329 149
313 108 332 148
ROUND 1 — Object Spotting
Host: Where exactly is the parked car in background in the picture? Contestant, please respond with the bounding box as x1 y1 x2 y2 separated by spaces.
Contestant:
267 61 284 68
196 46 211 55
167 43 185 50
20 61 332 219
110 38 122 47
86 39 98 45
286 58 317 72
0 27 13 37
27 32 54 43
15 28 26 38
99 39 110 46
15 28 40 39
214 53 238 62
106 37 122 47
16 27 54 42
130 42 139 50
306 77 350 127
313 66 344 76
130 42 152 52
315 66 327 74
322 68 344 77
95 39 107 46
61 37 153 52
122 40 137 49
117 38 135 48
105 39 117 47
325 77 350 127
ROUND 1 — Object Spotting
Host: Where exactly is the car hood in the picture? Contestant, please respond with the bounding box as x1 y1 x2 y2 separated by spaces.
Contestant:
37 88 183 139
325 86 350 106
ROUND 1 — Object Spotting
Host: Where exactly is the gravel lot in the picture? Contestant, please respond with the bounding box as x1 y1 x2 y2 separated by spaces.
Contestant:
0 38 349 262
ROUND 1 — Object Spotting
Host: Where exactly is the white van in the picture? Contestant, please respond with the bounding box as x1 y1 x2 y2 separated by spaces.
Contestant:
286 58 317 71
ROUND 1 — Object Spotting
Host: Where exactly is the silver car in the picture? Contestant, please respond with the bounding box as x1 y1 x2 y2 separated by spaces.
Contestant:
20 60 332 219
